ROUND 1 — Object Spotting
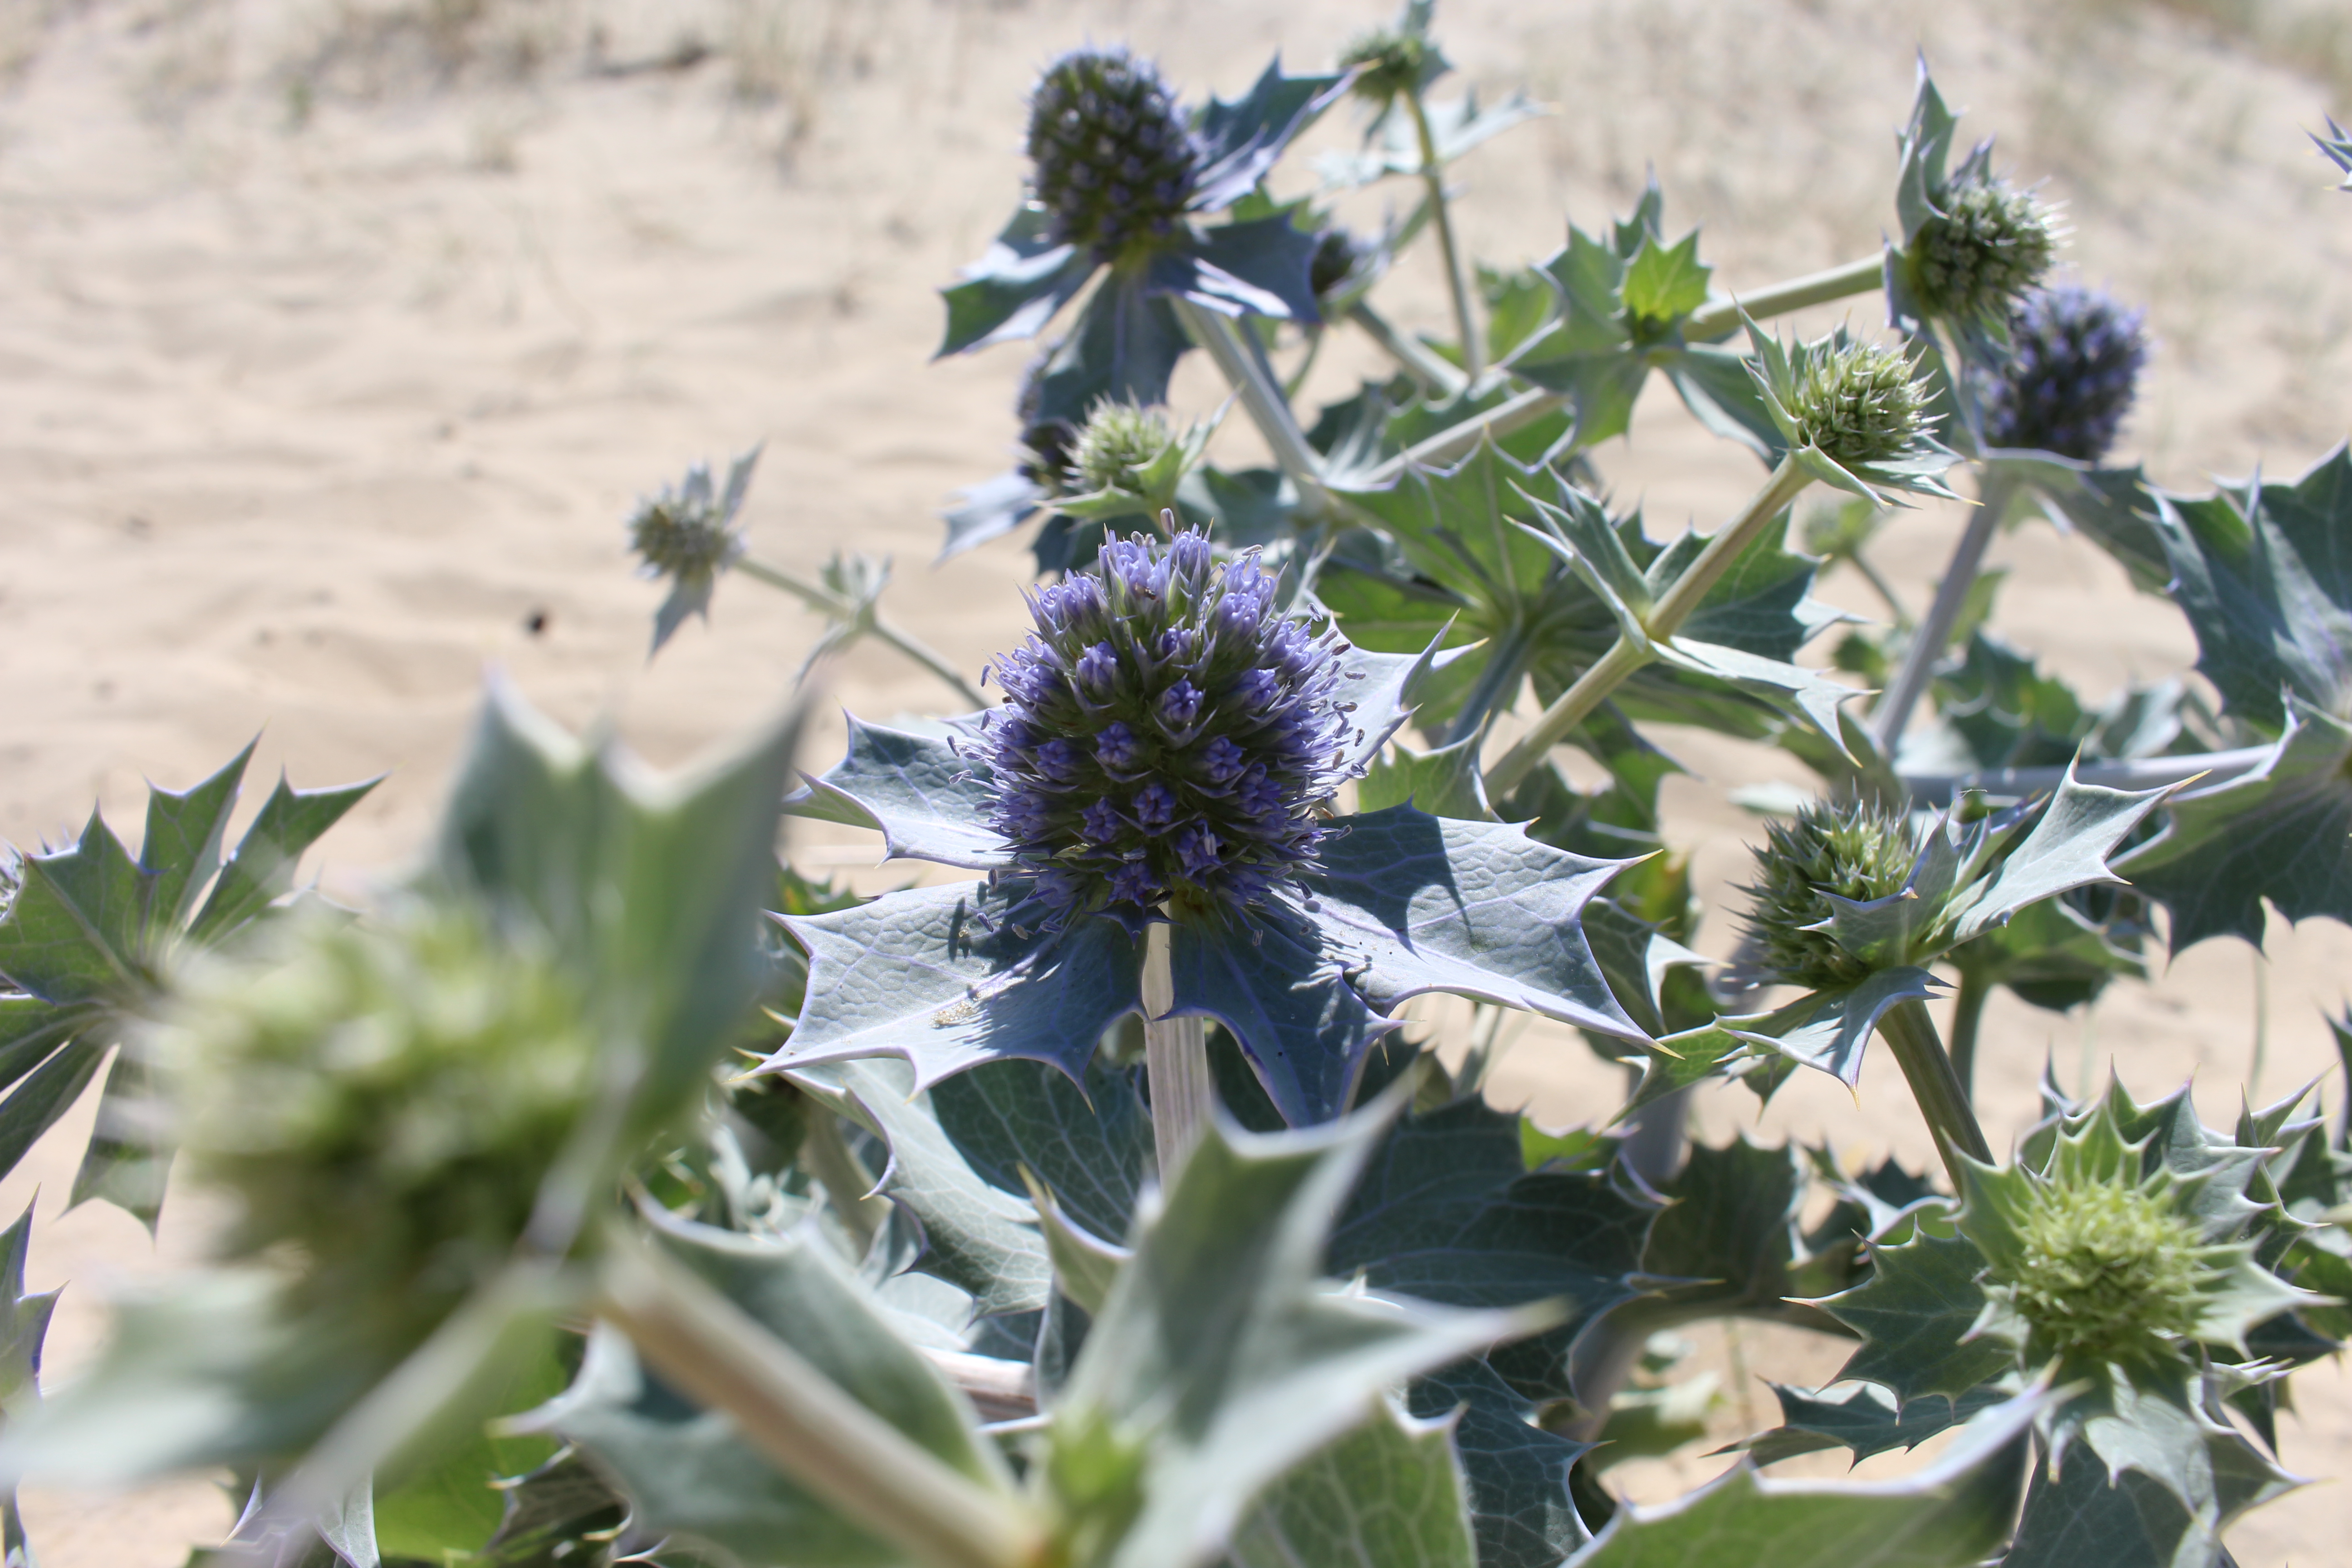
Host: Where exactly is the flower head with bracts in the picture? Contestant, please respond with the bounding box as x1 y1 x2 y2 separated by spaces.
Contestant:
767 526 1648 1125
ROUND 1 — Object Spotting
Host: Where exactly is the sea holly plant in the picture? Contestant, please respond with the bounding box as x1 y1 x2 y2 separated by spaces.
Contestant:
0 740 377 1230
771 526 1646 1164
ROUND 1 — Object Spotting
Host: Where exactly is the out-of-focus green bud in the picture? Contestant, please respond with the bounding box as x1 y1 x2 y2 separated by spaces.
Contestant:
156 901 601 1348
1741 800 1920 991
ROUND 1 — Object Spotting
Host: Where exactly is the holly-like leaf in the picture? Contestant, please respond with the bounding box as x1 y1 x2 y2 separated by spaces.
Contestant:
1032 273 1192 425
1734 1382 2009 1468
1047 1098 1551 1568
1166 907 1399 1127
941 469 1046 562
1819 1215 2014 1405
1359 735 1497 821
0 1200 55 1566
1318 88 1545 187
930 1055 1154 1245
2117 701 2352 952
1561 1386 2042 1567
768 880 1143 1089
784 718 1009 871
1191 59 1352 211
0 740 377 1225
1408 1361 1593 1568
1730 967 1944 1090
2004 1443 2284 1568
1951 764 2171 941
1638 1137 1839 1325
1300 806 1644 1044
795 1058 1054 1318
1621 232 1712 327
2146 447 2352 730
1230 1398 1479 1568
936 206 1098 358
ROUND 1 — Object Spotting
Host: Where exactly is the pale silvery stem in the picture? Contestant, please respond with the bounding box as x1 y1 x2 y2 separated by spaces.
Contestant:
734 556 990 710
1870 469 2019 755
596 1230 1046 1568
1405 90 1484 382
1682 254 1886 340
1485 458 1814 796
1348 301 1470 397
1142 921 1213 1180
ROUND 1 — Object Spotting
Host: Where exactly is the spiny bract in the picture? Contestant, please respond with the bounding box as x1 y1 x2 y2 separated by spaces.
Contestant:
1742 799 1921 989
1026 49 1200 260
628 462 745 585
1338 25 1439 108
156 902 599 1328
1977 283 2149 463
972 529 1354 921
1908 177 2059 325
1784 338 1933 468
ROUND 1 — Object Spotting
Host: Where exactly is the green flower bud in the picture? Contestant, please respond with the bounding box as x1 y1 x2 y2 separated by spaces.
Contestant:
629 459 748 585
1741 800 1920 990
156 902 600 1341
1906 178 2058 325
2001 1178 2207 1365
1338 27 1439 108
1068 401 1177 497
1783 338 1932 467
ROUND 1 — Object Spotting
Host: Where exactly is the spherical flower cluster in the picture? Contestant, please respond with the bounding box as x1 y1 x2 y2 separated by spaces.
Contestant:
1976 284 2149 463
1338 26 1438 108
1908 178 2059 324
1742 799 1921 989
1068 401 1176 495
2000 1175 2209 1366
629 466 744 585
156 902 599 1330
1026 49 1200 260
971 530 1355 920
1784 339 1933 468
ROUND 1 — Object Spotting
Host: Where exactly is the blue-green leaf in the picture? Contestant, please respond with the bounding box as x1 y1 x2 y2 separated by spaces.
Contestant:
770 880 1143 1088
1166 909 1396 1126
1729 967 1943 1089
936 206 1097 357
1191 59 1351 210
1818 1215 2013 1406
190 774 379 943
1231 1399 1478 1568
785 717 1010 869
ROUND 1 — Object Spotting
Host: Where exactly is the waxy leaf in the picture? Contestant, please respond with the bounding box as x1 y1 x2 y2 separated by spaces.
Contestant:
936 206 1097 358
1820 1216 2014 1406
1191 60 1352 210
1730 967 1944 1090
768 880 1143 1088
0 1202 54 1565
1231 1400 1479 1568
1735 1382 2009 1468
1561 1387 2042 1567
1950 764 2171 941
2005 1437 2292 1568
1301 806 1644 1043
2117 701 2352 952
784 717 1009 870
795 1058 1054 1318
1050 1099 1550 1568
1408 1361 1593 1568
0 740 377 1227
930 1055 1154 1245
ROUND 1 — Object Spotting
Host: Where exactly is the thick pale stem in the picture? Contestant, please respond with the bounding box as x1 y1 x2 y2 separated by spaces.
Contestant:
1870 470 2017 755
1348 301 1470 396
1875 999 1994 1187
1485 458 1813 796
597 1232 1046 1568
736 558 989 710
1683 254 1886 340
1171 296 1333 513
1142 923 1213 1180
1947 968 1991 1103
1406 93 1483 381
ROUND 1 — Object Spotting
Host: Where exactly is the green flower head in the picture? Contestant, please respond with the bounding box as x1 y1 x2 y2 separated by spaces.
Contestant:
1747 323 1958 504
1740 799 1921 990
1069 401 1176 496
1905 176 2060 327
155 901 601 1339
1956 1094 2315 1387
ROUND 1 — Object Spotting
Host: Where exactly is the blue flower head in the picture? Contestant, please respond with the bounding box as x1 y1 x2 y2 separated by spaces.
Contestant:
1027 49 1201 262
974 527 1352 921
1976 284 2149 464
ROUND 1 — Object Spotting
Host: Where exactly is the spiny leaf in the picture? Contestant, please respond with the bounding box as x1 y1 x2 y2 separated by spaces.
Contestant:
784 718 1010 870
1230 1398 1479 1568
1818 1215 2014 1406
1560 1386 2042 1567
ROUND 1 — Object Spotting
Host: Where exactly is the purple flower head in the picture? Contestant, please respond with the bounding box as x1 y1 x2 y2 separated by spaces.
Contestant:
1976 283 2150 464
970 527 1353 922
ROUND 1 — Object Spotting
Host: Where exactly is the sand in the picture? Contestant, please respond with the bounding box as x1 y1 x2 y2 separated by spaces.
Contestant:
1 0 2348 1560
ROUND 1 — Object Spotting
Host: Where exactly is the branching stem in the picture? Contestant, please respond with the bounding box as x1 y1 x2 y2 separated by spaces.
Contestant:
1171 296 1335 511
1348 301 1470 397
1484 457 1813 795
1875 998 1993 1187
597 1231 1046 1568
1406 91 1483 381
1683 254 1886 339
736 557 989 710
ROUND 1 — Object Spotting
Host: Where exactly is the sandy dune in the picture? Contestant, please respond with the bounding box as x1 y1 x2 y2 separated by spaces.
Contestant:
2 0 2348 1559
